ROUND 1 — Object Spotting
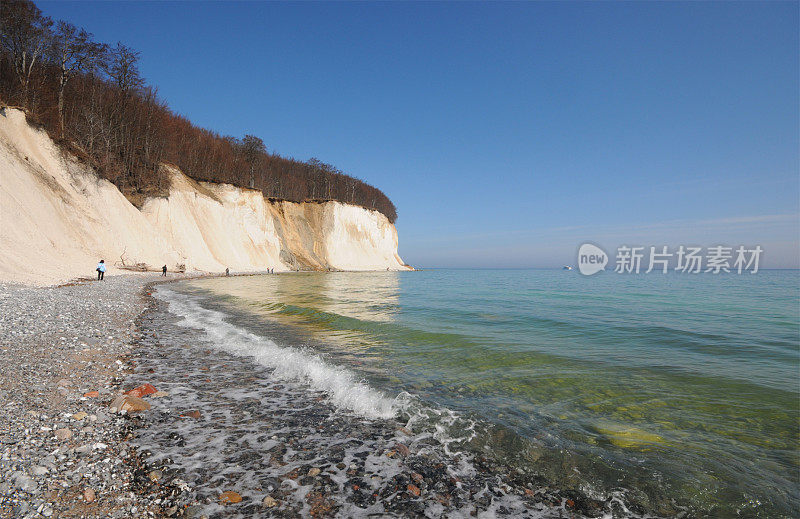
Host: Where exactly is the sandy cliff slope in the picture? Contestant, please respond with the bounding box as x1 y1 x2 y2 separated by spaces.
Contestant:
0 107 409 285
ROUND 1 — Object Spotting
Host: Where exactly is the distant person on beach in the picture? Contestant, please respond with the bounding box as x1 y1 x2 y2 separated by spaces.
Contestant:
162 265 167 277
96 260 106 280
225 267 230 276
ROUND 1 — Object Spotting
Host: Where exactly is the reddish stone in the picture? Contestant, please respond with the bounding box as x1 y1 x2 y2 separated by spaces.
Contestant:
395 443 410 456
83 390 100 398
566 499 575 508
180 410 201 419
125 384 157 398
407 484 421 497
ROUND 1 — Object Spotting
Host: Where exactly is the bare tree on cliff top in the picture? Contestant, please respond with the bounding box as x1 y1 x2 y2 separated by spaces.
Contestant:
50 20 105 139
0 0 52 107
106 42 143 94
241 134 266 189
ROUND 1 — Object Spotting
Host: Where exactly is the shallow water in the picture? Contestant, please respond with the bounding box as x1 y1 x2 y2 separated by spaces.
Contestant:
145 269 798 517
132 293 620 517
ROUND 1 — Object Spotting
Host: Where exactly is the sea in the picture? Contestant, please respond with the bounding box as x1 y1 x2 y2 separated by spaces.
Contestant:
132 269 799 518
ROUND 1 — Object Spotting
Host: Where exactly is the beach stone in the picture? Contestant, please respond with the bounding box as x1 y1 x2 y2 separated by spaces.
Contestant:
396 443 410 456
109 395 150 413
408 484 421 496
83 390 100 398
306 491 335 516
180 410 201 419
15 473 37 492
125 383 157 398
56 379 72 387
84 487 96 503
152 390 169 398
262 496 277 508
72 411 88 420
30 466 48 476
308 467 321 477
54 428 72 441
219 491 242 504
75 444 91 455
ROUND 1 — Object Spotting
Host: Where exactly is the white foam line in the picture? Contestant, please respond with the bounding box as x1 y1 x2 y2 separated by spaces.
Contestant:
155 287 399 419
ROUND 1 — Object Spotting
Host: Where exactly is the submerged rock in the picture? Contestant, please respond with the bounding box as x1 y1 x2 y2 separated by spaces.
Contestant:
219 491 242 504
125 383 158 398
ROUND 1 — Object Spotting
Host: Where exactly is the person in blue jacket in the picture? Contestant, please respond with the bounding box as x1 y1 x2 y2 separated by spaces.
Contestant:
96 260 106 280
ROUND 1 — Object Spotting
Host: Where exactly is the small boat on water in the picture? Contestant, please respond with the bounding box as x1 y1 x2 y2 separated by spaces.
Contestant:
562 265 573 270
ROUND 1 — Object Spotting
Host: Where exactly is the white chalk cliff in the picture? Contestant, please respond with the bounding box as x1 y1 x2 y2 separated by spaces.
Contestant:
0 107 410 285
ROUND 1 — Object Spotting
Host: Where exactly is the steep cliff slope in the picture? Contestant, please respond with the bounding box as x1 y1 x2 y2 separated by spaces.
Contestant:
0 107 409 285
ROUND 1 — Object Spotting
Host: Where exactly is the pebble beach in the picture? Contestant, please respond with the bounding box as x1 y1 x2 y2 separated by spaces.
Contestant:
0 274 191 518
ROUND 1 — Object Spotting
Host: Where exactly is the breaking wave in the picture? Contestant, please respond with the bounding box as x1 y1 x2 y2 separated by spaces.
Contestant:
155 287 400 420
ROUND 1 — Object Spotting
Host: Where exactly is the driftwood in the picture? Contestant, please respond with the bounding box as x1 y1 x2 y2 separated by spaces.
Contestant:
117 262 148 272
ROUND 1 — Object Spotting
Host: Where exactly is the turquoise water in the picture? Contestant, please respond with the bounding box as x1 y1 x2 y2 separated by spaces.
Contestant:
177 269 799 517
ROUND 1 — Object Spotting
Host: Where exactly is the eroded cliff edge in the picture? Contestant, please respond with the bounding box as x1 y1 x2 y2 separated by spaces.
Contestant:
0 107 410 285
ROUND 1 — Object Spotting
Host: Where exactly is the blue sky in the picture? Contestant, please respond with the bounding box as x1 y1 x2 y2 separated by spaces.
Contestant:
40 1 799 268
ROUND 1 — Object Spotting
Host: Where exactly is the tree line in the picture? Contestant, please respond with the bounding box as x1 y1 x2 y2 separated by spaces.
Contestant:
0 0 397 221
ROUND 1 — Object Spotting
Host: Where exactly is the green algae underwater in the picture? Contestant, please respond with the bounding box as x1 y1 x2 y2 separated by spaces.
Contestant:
173 269 799 517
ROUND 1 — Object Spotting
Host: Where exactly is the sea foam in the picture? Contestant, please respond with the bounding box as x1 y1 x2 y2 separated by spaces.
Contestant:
155 287 399 419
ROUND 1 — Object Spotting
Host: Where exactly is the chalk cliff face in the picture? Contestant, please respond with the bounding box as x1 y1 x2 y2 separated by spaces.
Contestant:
0 107 409 285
